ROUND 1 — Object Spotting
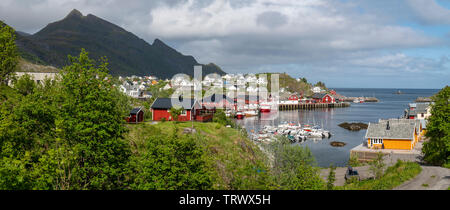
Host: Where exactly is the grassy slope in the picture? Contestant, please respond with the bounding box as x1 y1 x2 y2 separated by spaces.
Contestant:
124 122 270 190
259 73 315 96
335 161 422 190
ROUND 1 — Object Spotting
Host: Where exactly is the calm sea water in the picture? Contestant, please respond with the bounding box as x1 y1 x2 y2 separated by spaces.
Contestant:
236 88 439 167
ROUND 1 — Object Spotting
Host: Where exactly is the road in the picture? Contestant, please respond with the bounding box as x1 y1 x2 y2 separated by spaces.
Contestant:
394 166 450 190
321 140 450 190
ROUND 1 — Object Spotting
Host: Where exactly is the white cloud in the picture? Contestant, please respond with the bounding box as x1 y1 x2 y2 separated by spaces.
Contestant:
1 0 448 88
406 0 450 25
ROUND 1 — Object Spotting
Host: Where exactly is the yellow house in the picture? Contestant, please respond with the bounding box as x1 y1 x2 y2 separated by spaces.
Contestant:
365 120 418 150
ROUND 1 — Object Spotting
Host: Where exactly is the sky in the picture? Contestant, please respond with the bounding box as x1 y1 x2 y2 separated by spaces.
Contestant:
1 0 449 89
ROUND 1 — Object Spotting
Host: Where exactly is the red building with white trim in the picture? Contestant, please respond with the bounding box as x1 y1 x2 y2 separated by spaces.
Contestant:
312 93 335 104
151 98 202 121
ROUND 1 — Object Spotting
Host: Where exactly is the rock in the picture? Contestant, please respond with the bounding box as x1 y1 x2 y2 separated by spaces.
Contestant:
183 128 197 134
330 141 347 147
338 122 368 131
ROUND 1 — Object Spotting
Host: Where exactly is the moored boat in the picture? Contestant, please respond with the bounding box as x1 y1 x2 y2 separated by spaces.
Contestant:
236 112 245 119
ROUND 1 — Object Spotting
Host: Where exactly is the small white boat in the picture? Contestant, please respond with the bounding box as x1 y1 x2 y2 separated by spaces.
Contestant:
244 110 259 117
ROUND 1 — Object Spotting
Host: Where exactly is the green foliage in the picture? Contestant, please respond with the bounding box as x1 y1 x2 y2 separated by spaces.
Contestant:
268 137 325 190
125 122 271 190
56 49 132 189
169 106 183 121
327 165 336 190
315 81 327 89
129 126 213 190
348 154 363 167
146 81 175 105
0 21 18 85
337 160 422 190
12 74 36 96
0 49 133 190
212 109 233 127
423 86 450 166
369 152 385 179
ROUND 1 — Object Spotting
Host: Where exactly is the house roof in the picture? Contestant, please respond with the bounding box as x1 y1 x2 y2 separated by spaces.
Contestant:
379 118 421 134
365 121 416 140
151 98 198 110
130 107 142 114
203 94 234 104
312 93 328 99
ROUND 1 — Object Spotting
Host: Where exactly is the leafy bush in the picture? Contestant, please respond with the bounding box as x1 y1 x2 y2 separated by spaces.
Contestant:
129 126 213 190
423 86 450 167
267 137 325 190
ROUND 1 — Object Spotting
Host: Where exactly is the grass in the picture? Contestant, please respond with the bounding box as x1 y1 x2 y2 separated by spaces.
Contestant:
422 184 429 187
124 121 270 190
335 160 422 190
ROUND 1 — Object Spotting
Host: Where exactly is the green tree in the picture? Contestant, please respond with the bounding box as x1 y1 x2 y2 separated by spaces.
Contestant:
369 152 385 179
213 109 233 127
327 165 336 190
57 49 132 189
269 137 325 190
0 21 18 85
129 128 212 190
12 74 36 96
423 86 450 167
169 106 183 122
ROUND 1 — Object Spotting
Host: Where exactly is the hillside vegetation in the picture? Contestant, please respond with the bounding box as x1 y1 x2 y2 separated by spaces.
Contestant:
262 73 327 96
125 122 271 189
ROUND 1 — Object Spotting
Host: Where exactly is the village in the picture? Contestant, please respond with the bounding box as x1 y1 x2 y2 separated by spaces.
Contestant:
10 70 434 157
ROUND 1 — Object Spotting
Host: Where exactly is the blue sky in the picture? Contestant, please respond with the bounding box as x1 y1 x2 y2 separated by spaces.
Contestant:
1 0 449 88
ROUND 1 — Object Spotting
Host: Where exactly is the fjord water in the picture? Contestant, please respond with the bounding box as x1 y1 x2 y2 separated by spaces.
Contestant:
236 88 439 167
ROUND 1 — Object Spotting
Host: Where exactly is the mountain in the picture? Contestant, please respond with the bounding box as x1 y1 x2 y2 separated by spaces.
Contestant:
15 9 225 78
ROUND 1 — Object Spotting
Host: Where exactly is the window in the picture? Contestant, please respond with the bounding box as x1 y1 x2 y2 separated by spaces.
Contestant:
373 139 383 144
180 110 187 116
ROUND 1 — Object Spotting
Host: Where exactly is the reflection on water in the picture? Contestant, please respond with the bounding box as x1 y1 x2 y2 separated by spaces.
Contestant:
235 88 439 167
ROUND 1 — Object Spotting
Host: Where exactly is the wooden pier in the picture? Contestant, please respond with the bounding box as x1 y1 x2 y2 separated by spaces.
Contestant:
278 102 350 111
343 97 379 102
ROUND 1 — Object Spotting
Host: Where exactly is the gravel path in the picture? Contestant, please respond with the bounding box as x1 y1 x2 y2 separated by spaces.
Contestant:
394 166 450 190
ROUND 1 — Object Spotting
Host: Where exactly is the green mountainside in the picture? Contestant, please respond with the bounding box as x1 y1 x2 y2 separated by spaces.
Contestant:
15 9 225 78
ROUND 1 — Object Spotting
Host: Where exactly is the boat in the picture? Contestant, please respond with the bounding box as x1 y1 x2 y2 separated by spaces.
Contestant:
236 112 245 119
353 97 364 103
395 90 403 95
260 104 271 113
244 110 259 117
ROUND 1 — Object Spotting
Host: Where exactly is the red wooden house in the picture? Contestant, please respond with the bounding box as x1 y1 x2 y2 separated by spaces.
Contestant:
151 98 202 122
312 93 335 104
289 94 299 101
126 107 144 123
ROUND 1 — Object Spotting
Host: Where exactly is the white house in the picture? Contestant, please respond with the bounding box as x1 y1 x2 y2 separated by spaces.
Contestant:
312 86 322 93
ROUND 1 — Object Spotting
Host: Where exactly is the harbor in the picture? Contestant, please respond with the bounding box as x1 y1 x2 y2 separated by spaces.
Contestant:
235 88 439 167
249 122 331 143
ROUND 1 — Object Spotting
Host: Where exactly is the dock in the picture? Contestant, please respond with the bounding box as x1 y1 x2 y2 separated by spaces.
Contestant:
415 97 432 103
350 143 422 163
343 97 379 102
278 102 350 111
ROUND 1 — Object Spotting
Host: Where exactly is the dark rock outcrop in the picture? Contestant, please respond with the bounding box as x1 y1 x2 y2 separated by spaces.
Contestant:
338 122 368 131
